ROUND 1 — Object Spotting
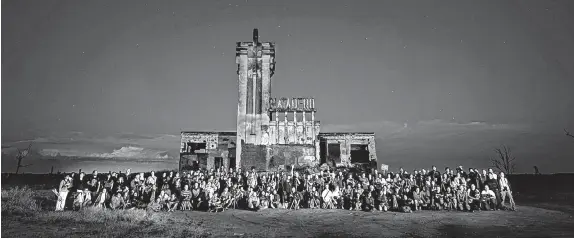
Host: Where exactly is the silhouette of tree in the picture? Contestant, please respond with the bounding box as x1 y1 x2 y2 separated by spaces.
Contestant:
490 145 516 175
564 129 574 140
15 143 33 174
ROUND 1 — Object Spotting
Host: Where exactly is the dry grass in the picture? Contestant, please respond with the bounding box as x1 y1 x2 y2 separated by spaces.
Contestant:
1 187 210 237
2 187 574 237
1 186 41 215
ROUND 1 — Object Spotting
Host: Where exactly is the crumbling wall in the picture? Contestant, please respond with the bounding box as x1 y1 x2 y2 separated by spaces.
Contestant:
318 133 377 167
240 144 267 171
268 145 318 170
180 132 236 171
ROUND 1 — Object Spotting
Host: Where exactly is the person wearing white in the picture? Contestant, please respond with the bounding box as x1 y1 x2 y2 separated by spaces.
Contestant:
480 185 496 210
55 175 72 211
498 172 516 210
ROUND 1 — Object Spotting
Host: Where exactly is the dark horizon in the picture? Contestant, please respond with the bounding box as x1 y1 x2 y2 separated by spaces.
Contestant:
2 0 574 173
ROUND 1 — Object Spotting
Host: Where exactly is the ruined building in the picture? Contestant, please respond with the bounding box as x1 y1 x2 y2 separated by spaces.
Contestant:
180 29 378 171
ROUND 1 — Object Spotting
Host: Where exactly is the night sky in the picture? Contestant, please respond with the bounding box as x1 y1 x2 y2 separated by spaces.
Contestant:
2 0 574 173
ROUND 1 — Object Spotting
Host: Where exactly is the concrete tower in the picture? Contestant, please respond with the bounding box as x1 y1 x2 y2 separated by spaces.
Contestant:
235 29 276 169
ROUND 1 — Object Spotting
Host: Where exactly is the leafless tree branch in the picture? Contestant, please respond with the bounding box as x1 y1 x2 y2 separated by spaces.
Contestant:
15 143 33 174
565 129 574 139
490 145 517 175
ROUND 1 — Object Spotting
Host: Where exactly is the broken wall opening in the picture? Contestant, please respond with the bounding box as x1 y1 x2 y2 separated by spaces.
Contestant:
350 144 370 164
327 143 341 165
187 142 207 153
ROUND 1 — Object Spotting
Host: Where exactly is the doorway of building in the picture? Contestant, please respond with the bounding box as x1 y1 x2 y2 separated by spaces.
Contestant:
327 143 341 166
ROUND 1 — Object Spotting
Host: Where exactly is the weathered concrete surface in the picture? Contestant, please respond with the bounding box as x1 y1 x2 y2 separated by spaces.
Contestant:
240 144 267 171
318 132 377 167
268 145 318 170
180 132 236 171
268 121 320 145
236 29 276 169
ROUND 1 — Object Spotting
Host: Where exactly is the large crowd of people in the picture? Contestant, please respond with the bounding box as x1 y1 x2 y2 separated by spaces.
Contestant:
53 165 516 213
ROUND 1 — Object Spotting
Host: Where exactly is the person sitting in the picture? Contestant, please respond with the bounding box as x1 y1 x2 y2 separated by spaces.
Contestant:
259 192 269 210
110 192 126 210
288 187 302 210
342 184 354 210
180 185 193 211
191 183 203 210
209 193 223 212
156 190 170 210
72 188 85 211
399 194 413 213
431 186 443 210
332 185 342 209
412 187 425 211
363 191 375 212
444 186 456 211
93 188 108 209
321 186 335 209
376 186 389 212
220 187 232 210
352 189 362 211
147 198 162 212
247 187 260 211
166 194 179 212
480 185 497 211
270 190 281 209
455 185 470 211
468 184 481 211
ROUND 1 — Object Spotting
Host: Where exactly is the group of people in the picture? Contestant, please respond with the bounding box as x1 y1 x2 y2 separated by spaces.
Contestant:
54 165 516 213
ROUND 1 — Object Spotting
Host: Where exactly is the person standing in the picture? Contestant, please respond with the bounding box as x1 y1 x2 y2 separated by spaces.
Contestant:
498 172 516 211
55 175 72 211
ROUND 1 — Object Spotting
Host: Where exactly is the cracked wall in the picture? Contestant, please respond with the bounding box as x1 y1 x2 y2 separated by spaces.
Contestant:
318 133 377 167
180 132 236 171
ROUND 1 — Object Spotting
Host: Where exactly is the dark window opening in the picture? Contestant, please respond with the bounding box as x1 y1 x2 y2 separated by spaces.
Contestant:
320 140 327 164
187 142 207 153
350 144 370 164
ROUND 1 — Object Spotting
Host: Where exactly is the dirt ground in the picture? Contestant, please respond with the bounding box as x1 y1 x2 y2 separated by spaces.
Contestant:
2 204 574 237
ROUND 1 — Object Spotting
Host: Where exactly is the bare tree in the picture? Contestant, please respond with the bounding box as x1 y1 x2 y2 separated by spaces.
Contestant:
15 143 33 174
564 129 574 140
490 145 516 175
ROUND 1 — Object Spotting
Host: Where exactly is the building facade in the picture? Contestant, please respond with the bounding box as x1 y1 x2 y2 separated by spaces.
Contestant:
180 29 378 172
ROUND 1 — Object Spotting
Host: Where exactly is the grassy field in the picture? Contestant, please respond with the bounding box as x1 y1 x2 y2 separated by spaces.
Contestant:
2 174 574 237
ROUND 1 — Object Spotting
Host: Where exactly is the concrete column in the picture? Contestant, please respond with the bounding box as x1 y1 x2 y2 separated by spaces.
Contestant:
302 111 306 123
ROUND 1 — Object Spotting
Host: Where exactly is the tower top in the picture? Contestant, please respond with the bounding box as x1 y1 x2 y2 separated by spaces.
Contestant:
253 28 259 43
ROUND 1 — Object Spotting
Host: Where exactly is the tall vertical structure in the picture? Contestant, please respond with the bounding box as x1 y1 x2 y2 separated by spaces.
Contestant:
179 29 378 172
236 29 276 169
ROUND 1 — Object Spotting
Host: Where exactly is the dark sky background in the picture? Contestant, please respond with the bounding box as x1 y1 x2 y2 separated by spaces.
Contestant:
2 0 574 173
